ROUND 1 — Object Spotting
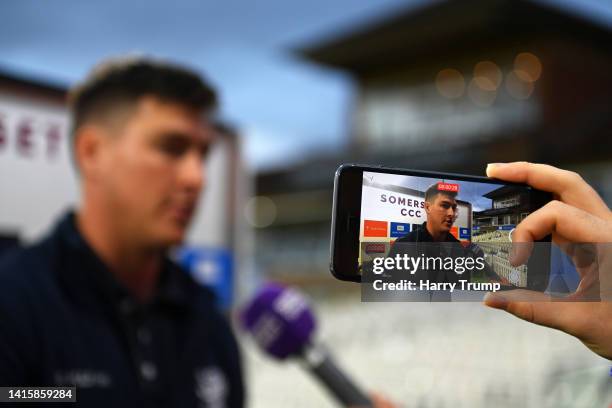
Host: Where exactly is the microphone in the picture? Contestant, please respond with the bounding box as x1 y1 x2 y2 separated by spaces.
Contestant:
239 283 373 407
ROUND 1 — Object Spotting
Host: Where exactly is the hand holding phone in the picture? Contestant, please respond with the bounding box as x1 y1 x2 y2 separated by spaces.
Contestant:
483 162 612 360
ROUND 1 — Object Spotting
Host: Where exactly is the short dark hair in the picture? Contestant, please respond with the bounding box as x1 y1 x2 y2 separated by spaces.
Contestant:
68 56 217 136
425 183 457 203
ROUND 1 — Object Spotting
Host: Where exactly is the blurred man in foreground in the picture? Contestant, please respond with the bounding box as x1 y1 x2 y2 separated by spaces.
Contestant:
0 58 244 406
0 57 398 408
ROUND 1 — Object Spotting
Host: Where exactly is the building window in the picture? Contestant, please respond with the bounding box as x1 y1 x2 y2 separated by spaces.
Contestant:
493 195 520 209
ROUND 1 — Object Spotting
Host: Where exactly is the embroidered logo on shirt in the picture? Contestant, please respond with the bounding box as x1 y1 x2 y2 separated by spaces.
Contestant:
195 366 228 408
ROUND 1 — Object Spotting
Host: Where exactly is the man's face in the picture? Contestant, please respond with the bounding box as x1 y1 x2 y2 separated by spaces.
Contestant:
425 193 458 234
94 96 213 248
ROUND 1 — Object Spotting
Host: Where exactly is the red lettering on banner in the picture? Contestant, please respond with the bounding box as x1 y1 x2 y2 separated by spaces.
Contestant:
46 124 61 158
437 182 459 193
0 110 65 160
17 119 33 156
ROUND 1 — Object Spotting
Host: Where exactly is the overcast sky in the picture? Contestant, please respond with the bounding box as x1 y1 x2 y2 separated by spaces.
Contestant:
1 0 611 171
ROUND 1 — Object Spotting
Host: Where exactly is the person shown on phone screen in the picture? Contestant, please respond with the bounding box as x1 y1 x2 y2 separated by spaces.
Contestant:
396 183 460 244
387 183 506 286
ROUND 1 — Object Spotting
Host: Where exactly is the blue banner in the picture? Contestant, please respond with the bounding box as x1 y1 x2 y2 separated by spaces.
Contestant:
176 246 234 310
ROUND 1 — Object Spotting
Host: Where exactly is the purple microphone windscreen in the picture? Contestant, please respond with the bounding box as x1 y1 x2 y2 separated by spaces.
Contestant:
240 283 316 360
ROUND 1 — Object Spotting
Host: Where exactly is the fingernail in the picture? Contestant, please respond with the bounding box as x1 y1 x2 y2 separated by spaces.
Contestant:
486 162 508 172
483 292 508 309
486 163 504 176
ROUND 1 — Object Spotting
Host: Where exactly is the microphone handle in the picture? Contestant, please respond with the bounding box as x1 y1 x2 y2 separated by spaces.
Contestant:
301 343 373 407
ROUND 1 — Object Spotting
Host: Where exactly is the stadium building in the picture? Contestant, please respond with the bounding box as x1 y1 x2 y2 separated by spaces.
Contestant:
472 185 532 233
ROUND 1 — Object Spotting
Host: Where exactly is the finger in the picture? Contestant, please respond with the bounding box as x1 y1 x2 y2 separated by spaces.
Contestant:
508 201 609 266
483 290 592 337
570 243 599 269
486 162 610 220
509 241 533 267
513 200 610 243
566 243 612 301
555 242 598 277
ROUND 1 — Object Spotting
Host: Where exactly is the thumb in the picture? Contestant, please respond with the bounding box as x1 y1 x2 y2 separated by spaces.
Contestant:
484 290 612 359
484 290 577 332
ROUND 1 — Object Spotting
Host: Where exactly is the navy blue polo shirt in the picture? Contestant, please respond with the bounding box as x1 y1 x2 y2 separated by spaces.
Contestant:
0 212 244 407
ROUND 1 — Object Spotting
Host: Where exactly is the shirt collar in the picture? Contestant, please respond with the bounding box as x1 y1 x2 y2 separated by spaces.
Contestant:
419 222 460 243
54 210 195 313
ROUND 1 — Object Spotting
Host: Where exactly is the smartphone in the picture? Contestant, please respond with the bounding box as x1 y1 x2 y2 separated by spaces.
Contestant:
330 164 553 291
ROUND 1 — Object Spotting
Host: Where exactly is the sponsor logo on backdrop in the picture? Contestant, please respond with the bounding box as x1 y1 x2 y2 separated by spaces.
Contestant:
390 222 411 238
364 220 388 238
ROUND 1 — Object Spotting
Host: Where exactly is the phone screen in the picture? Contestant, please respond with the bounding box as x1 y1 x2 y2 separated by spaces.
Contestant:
331 165 552 295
